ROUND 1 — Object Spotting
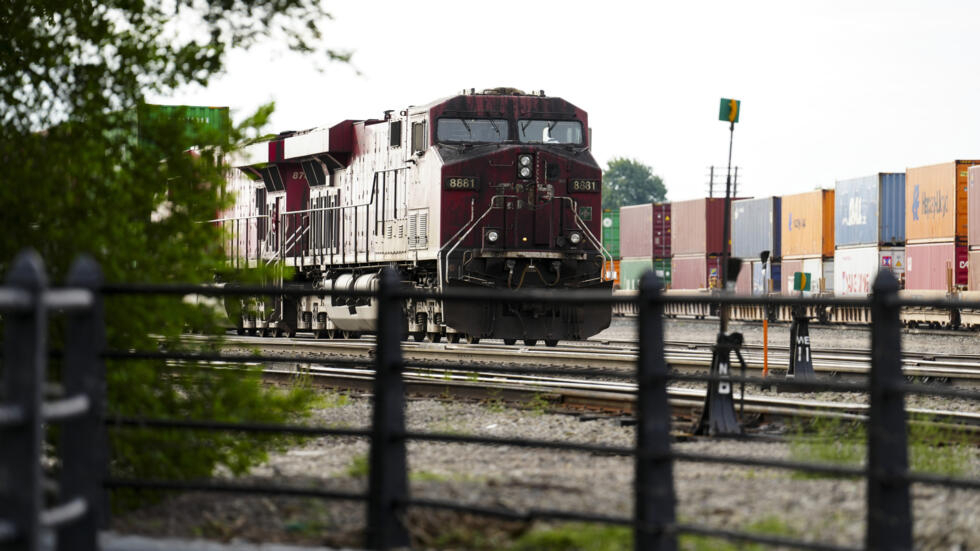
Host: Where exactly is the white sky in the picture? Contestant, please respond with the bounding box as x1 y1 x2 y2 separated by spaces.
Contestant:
153 1 980 201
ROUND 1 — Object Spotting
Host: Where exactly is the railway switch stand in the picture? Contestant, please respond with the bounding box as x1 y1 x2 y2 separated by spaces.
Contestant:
786 304 815 381
693 332 745 436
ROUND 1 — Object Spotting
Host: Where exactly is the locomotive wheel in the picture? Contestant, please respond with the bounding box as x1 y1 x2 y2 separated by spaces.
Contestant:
261 327 274 337
446 333 460 344
236 327 246 336
274 326 284 338
428 332 442 343
524 339 538 347
412 333 425 342
503 338 517 346
315 330 327 339
326 329 337 339
544 339 559 347
464 335 480 344
342 330 353 339
247 328 257 336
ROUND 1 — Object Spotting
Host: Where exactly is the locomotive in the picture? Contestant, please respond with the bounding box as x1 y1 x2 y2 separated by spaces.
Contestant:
218 88 612 345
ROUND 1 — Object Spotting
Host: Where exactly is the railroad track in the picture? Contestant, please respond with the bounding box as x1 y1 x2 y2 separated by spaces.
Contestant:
259 363 980 433
208 334 980 386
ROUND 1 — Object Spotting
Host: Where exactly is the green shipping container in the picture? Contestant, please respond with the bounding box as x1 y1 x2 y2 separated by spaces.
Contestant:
601 209 621 259
619 257 672 291
138 104 231 149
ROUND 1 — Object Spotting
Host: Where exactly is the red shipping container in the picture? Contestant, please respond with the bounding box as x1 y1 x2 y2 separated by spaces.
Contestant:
652 202 671 258
620 203 653 258
969 250 980 290
969 166 980 248
905 242 968 290
671 198 730 255
671 254 721 290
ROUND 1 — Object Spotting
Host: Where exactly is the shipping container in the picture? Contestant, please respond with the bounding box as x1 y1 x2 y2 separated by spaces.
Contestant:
620 204 653 258
619 257 670 290
781 257 829 294
834 246 906 296
834 173 905 247
970 250 980 290
735 264 752 294
601 209 620 259
138 104 231 148
671 254 721 290
671 198 731 255
652 203 671 258
905 241 968 290
732 197 781 260
906 160 980 242
969 166 980 248
751 261 781 295
781 190 835 258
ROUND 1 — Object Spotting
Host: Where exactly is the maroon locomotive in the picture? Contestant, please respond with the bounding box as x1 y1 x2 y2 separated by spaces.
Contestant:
219 88 612 345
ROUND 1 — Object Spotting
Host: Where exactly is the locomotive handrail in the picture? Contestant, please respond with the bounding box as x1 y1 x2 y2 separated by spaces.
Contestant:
556 195 613 283
440 194 518 284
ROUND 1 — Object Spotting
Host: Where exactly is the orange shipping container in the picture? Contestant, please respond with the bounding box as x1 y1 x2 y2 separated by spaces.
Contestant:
780 190 834 258
906 160 980 242
603 259 621 288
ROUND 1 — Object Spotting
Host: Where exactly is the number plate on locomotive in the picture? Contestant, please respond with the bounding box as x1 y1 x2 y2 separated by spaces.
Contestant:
570 179 599 192
444 177 480 191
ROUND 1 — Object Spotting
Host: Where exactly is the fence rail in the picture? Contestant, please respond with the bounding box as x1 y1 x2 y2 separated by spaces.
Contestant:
2 249 979 550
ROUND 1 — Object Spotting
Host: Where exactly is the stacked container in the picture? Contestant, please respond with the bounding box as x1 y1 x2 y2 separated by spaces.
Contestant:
601 209 621 287
618 203 672 290
670 198 731 289
731 197 782 294
832 174 906 295
780 190 835 294
968 166 980 289
905 161 980 290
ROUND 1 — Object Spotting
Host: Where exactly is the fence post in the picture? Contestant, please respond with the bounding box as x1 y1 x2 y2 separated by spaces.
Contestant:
366 267 409 550
57 256 106 551
634 270 677 551
866 269 911 550
0 250 48 550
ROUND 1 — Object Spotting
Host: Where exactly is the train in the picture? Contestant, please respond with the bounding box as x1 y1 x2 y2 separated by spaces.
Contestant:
216 88 613 345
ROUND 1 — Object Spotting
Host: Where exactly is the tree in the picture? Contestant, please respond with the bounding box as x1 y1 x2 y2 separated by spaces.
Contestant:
602 157 667 209
0 1 347 494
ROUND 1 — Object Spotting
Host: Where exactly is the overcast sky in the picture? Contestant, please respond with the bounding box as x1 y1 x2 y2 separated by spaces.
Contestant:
153 1 980 202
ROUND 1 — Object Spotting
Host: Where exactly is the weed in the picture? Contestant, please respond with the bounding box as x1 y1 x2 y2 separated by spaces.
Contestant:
308 391 351 410
345 453 369 478
527 393 551 416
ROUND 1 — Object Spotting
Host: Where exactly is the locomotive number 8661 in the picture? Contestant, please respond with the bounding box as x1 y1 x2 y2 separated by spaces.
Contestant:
217 87 613 346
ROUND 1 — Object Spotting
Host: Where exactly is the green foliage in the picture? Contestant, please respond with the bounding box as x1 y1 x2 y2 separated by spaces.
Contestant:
0 0 348 503
788 415 974 478
345 454 370 478
601 157 667 210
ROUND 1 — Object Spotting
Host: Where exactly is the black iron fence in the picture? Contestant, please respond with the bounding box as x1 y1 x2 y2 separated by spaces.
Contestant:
1 249 979 550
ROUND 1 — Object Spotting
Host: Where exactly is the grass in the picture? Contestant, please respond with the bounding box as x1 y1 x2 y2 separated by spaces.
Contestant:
506 517 797 551
345 453 369 478
788 415 974 478
308 390 350 410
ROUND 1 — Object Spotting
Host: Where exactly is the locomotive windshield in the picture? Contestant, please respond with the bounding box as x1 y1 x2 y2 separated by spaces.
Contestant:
437 118 509 143
518 120 583 144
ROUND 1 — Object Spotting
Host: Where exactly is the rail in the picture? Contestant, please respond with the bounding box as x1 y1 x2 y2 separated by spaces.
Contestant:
3 249 980 550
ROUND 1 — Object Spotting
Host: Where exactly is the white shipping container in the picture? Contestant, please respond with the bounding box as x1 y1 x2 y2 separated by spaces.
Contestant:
802 257 824 293
834 246 906 296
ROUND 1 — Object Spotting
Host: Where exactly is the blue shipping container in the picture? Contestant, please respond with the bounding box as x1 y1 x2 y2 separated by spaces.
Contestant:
731 197 782 260
835 173 905 247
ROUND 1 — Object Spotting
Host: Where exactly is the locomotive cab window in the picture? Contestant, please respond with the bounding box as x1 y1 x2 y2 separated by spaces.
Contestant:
436 118 509 143
411 121 426 154
390 120 402 148
518 120 583 144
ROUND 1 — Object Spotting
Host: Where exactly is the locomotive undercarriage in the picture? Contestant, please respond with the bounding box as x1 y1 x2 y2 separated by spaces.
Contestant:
226 249 611 344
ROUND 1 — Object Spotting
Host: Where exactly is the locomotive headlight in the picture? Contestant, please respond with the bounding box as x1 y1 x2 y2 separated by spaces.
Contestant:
519 166 532 178
486 229 500 243
518 154 532 167
568 231 583 245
